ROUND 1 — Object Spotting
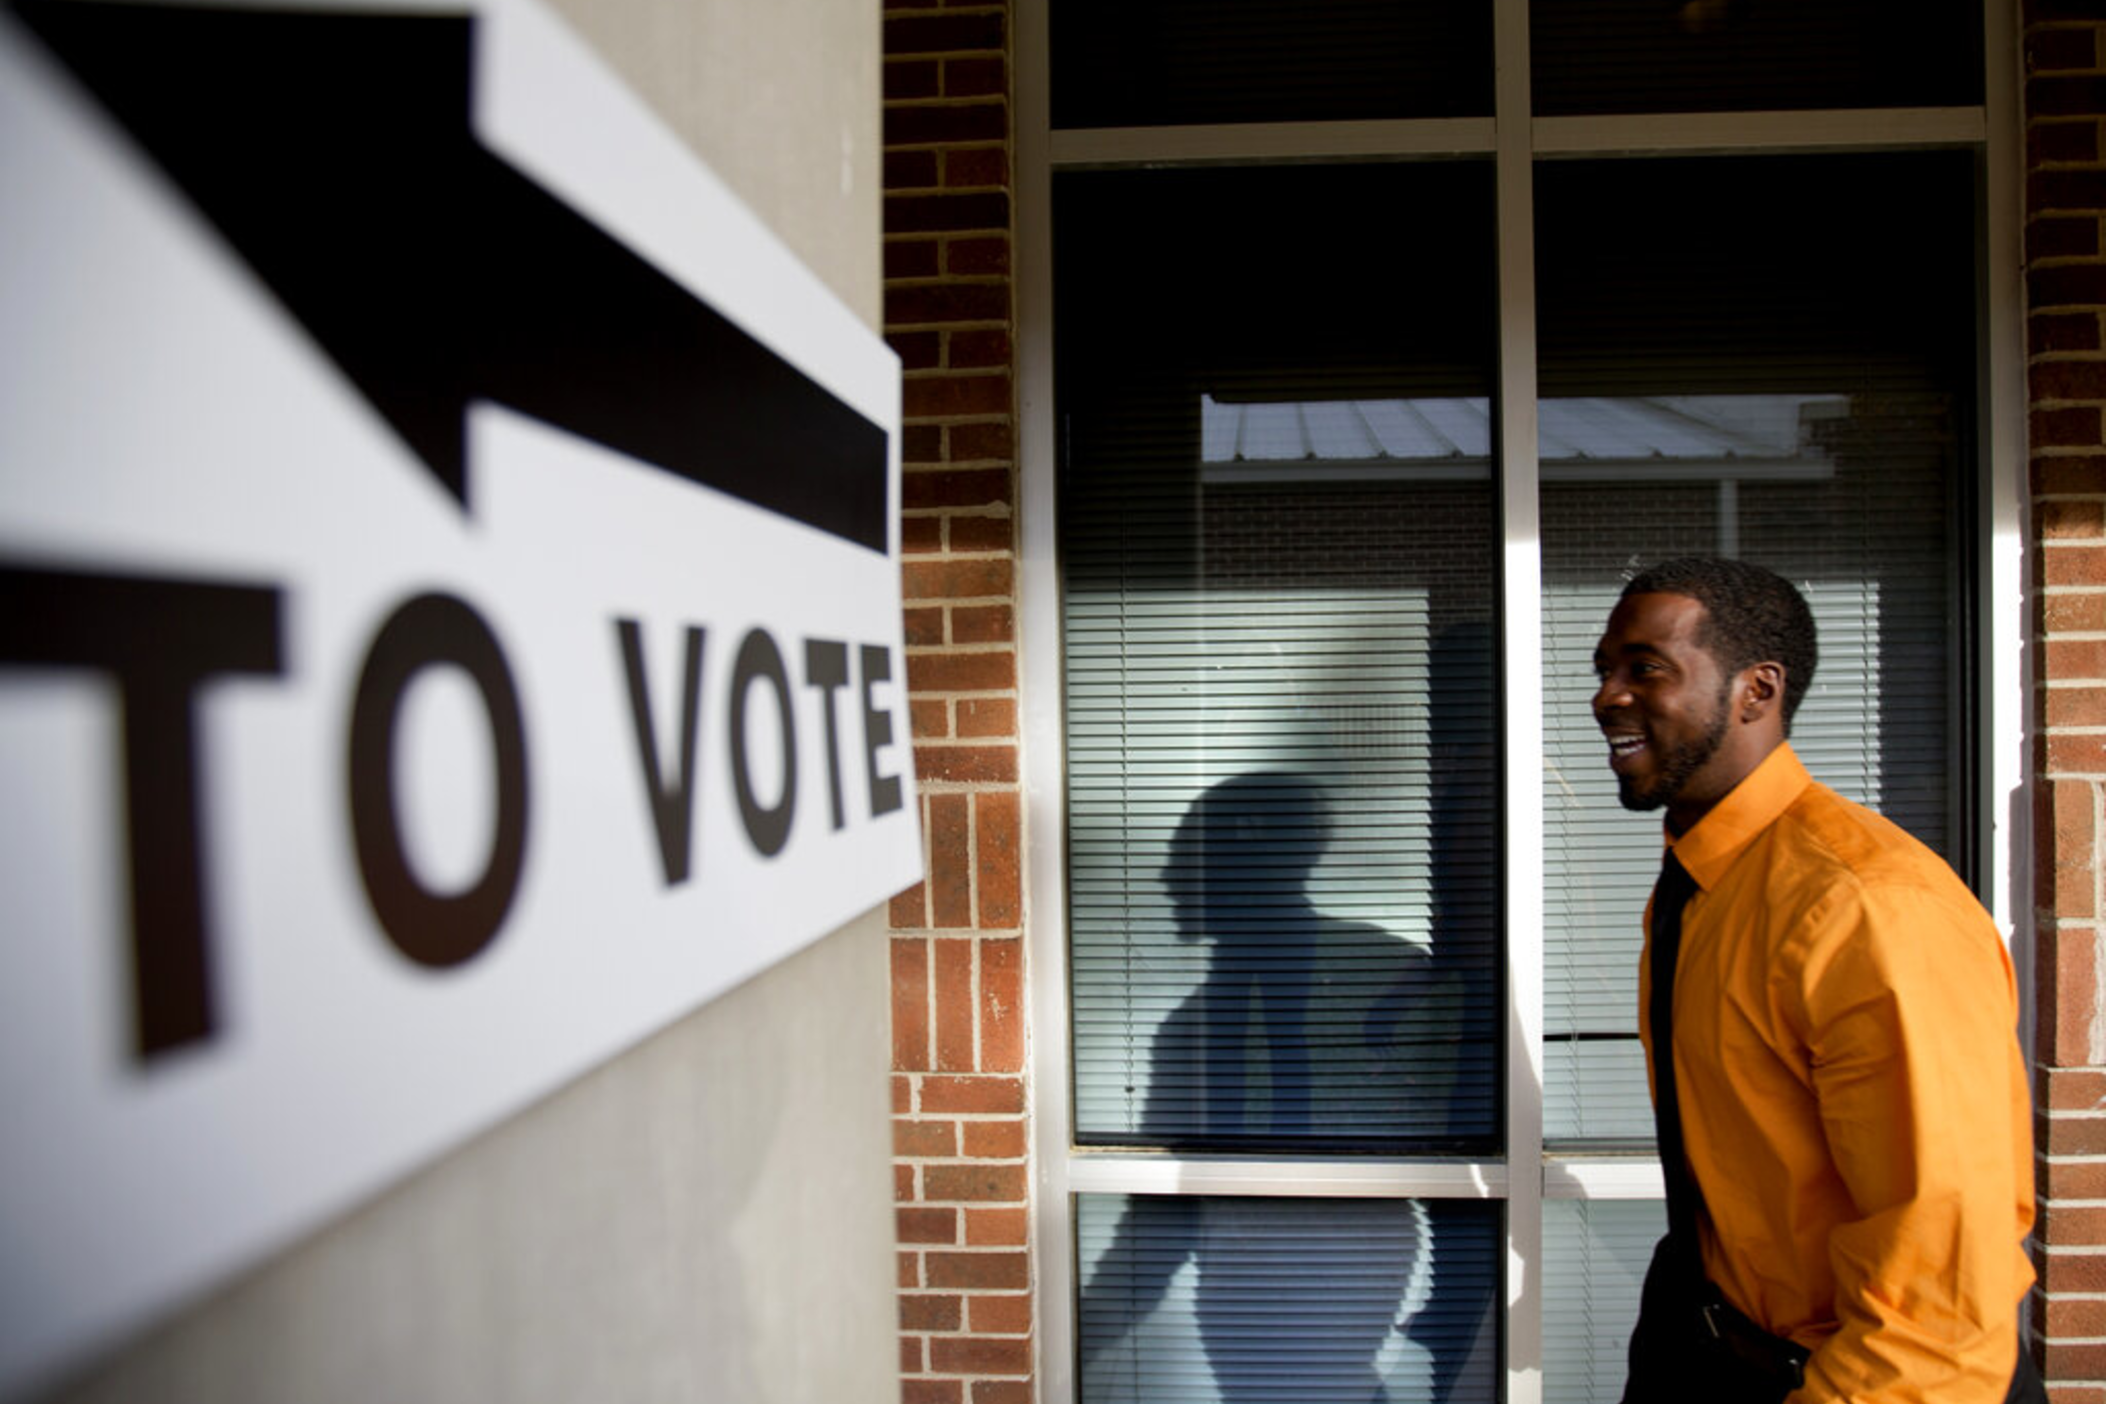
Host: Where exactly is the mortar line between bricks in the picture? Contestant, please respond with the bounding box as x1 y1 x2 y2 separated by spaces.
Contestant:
921 848 940 1074
894 1113 1029 1124
967 923 988 1064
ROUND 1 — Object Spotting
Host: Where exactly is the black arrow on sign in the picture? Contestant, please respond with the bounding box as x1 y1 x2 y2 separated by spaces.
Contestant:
13 0 890 554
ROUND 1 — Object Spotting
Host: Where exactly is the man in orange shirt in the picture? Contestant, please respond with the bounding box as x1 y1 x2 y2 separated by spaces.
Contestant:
1592 557 2039 1404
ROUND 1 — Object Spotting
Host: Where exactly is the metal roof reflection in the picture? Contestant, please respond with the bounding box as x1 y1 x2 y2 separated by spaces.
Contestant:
1200 393 1845 483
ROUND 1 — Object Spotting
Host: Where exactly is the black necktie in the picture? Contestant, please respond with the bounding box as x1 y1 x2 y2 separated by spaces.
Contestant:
1648 849 1702 1256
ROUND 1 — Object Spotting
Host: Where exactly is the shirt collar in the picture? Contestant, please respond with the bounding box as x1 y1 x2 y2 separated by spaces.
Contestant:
1665 743 1811 892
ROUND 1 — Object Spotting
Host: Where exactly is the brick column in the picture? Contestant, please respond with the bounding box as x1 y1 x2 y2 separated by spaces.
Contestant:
882 4 1030 1402
2027 6 2106 1394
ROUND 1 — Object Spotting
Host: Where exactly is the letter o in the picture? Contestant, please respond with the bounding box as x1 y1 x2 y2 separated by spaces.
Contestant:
348 593 530 967
730 627 796 857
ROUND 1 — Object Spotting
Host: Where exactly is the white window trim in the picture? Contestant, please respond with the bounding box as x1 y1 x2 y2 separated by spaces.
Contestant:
1493 6 1547 1393
1015 3 2026 1399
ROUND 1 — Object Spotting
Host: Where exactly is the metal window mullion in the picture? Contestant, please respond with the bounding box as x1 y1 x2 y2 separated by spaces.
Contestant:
1533 105 1986 157
1495 0 1545 1398
1069 1155 1511 1200
1979 0 2031 1059
1014 2 1074 1401
1049 116 1496 169
1050 110 1989 177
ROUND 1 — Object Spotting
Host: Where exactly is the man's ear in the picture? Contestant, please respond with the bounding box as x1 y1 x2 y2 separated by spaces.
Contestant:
1739 661 1785 724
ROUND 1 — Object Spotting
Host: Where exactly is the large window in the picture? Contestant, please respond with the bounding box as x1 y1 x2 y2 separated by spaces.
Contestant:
1023 4 2007 1402
1059 162 1505 1401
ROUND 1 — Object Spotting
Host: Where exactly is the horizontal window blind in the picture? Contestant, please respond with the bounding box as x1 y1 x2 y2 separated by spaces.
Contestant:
1536 154 1974 1143
1066 587 1500 1148
1543 1199 1663 1404
1077 1195 1500 1404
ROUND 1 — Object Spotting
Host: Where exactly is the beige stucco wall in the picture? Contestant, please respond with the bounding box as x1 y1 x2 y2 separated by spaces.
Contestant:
557 0 884 330
52 915 895 1404
39 0 895 1399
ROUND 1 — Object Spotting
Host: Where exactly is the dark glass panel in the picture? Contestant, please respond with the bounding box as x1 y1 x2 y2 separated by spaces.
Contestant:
1052 0 1493 129
1532 0 1984 116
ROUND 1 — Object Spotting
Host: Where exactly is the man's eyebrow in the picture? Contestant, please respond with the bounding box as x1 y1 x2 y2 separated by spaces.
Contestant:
1595 641 1667 666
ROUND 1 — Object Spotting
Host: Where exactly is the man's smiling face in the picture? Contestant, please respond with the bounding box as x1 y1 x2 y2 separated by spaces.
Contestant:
1591 591 1743 832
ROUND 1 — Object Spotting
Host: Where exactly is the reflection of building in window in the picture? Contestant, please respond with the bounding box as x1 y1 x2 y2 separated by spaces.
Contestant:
1199 393 1844 556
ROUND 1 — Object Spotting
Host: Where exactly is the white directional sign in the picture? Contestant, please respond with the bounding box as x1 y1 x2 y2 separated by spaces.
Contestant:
0 0 917 1393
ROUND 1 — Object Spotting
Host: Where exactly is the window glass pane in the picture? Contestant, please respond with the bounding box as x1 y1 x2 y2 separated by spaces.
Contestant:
1057 164 1501 1153
1531 0 1983 116
1536 153 1976 1143
1543 1199 1662 1403
1077 1194 1501 1404
1051 0 1493 129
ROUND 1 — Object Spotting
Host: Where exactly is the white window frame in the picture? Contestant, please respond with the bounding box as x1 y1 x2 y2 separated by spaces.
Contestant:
1016 2 2027 1399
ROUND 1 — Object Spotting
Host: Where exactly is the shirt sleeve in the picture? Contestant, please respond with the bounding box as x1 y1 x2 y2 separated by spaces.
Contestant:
1786 880 2028 1404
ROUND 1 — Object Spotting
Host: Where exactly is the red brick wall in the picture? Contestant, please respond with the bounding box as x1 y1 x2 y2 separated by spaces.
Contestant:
882 3 1029 1401
2028 5 2106 1395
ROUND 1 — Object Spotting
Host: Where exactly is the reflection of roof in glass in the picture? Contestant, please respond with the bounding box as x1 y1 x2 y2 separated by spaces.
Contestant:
1199 393 1846 483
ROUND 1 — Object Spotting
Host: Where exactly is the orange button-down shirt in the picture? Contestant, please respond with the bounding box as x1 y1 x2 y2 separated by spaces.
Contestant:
1640 744 2035 1404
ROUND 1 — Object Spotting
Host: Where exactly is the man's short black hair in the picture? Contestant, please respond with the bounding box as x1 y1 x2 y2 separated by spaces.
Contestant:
1621 556 1818 728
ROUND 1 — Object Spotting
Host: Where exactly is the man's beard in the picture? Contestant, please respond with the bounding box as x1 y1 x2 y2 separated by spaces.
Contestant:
1616 685 1733 813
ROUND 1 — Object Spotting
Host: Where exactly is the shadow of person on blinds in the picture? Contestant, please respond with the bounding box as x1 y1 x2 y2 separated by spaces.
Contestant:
1076 771 1482 1404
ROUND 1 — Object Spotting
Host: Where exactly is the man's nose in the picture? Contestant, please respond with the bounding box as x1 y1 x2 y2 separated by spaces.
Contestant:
1592 672 1628 716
